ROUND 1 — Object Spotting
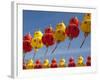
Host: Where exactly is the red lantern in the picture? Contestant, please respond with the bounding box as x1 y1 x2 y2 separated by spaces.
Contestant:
42 26 55 57
45 26 54 34
69 16 79 27
65 24 79 48
68 57 76 67
34 59 42 69
50 58 58 68
23 63 26 69
86 56 91 66
42 33 55 47
23 40 32 53
66 24 79 39
23 32 32 41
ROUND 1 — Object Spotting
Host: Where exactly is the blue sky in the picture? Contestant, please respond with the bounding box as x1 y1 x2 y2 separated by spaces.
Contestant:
23 10 91 64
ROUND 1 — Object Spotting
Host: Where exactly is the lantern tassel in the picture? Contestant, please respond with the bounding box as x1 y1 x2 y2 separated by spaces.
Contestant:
51 43 59 55
68 40 72 49
44 47 49 58
80 36 87 48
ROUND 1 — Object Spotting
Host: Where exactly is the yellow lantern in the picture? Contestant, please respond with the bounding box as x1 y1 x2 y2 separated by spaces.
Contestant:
54 29 67 42
80 14 91 48
31 37 43 50
26 59 34 69
51 22 67 54
77 56 85 66
80 20 91 33
59 58 66 67
83 13 91 21
34 31 43 39
56 22 66 31
43 59 50 68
